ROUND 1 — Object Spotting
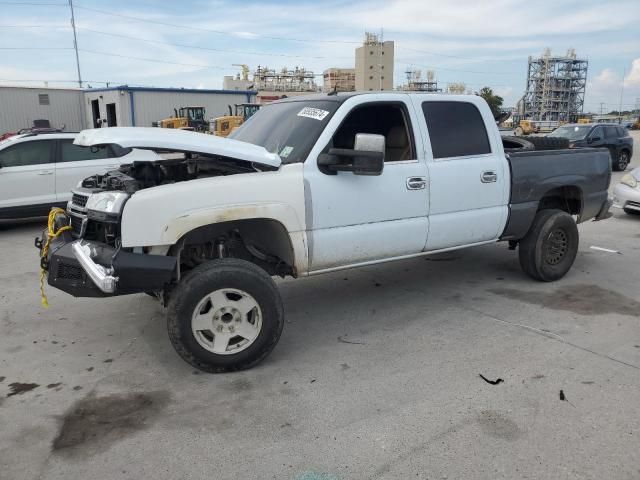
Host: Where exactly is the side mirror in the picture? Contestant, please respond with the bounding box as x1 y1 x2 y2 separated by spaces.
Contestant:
588 136 600 143
317 133 385 176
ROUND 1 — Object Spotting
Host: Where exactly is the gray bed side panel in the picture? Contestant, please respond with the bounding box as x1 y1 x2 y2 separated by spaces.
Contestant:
501 148 611 240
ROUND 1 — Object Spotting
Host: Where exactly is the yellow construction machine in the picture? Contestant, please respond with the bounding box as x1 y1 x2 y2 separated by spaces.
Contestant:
211 103 261 137
514 120 538 136
159 106 208 132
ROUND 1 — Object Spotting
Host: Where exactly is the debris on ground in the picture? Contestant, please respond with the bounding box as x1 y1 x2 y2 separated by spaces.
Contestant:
590 246 622 255
337 336 366 345
559 389 576 407
479 374 504 385
7 382 39 397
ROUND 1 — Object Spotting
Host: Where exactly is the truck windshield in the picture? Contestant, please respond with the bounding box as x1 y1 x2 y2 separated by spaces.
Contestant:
548 125 591 140
229 100 339 164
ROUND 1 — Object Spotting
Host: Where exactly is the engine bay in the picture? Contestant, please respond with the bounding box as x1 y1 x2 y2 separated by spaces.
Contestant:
81 153 261 193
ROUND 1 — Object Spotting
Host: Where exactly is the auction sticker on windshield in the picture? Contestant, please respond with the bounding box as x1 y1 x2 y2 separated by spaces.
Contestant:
297 107 330 121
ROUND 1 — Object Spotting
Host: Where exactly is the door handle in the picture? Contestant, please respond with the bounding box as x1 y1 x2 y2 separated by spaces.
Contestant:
406 176 427 190
481 171 497 183
37 170 54 175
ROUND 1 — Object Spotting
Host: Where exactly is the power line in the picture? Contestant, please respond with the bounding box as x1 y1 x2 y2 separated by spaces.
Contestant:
0 24 69 27
75 26 353 60
0 46 73 50
396 58 521 76
78 48 229 70
0 1 66 4
396 45 480 61
72 3 360 45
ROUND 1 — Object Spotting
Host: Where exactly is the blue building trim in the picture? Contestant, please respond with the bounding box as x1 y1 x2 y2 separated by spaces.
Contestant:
83 85 255 95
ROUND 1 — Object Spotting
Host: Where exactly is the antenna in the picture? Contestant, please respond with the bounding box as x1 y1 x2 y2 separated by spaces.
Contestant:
69 0 82 88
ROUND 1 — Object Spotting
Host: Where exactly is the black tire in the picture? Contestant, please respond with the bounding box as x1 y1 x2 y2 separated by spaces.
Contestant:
525 136 570 151
518 209 579 282
613 149 630 172
502 135 534 152
167 258 284 373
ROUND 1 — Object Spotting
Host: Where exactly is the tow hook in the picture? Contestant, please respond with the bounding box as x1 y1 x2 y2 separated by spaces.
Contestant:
34 236 43 250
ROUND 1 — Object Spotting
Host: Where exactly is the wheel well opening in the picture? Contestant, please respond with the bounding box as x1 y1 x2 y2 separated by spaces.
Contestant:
538 186 582 217
171 218 295 278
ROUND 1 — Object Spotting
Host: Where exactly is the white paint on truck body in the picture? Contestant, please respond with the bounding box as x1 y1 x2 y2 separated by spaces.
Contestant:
74 127 282 168
120 163 308 272
78 93 513 277
303 93 430 270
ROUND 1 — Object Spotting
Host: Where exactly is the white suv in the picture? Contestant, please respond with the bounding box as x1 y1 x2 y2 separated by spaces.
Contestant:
0 132 158 219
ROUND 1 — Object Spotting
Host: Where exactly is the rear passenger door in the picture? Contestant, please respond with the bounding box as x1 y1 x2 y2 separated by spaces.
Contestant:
417 99 509 250
0 139 56 214
54 139 121 202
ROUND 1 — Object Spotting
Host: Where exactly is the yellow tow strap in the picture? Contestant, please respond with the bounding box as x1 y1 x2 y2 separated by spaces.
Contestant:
39 208 72 308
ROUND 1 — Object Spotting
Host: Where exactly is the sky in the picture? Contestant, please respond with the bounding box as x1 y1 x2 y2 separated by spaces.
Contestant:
1 0 639 112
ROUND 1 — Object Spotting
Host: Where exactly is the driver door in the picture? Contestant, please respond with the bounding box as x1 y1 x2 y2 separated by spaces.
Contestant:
303 96 429 272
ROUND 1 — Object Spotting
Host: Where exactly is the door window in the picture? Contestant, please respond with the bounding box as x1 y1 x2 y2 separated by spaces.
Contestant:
422 101 491 159
0 140 53 167
590 127 604 140
59 139 110 162
604 126 618 138
330 103 414 162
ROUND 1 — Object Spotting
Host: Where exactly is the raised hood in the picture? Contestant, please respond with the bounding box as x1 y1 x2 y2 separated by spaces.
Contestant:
74 127 281 168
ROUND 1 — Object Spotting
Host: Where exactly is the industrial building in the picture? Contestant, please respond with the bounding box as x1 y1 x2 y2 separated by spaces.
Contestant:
82 86 255 129
0 86 85 133
522 48 588 122
355 32 394 91
0 85 255 134
323 68 356 92
401 69 441 92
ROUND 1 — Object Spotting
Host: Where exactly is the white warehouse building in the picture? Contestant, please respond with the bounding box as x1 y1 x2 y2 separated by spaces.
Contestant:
0 85 256 134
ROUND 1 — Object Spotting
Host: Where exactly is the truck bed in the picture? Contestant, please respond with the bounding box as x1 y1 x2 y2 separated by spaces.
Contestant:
501 147 611 240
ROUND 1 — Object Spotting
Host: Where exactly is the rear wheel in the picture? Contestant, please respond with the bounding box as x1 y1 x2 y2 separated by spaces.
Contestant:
518 209 579 282
167 258 284 373
613 150 630 171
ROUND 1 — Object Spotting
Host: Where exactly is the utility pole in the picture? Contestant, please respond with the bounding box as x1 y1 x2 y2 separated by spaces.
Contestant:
599 102 604 115
618 67 625 119
69 0 82 88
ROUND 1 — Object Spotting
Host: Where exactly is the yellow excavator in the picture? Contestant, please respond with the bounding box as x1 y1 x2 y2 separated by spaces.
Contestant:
211 103 261 137
159 106 208 132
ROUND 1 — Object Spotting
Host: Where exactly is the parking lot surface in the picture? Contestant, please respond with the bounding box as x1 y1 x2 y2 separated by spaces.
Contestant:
1 134 639 480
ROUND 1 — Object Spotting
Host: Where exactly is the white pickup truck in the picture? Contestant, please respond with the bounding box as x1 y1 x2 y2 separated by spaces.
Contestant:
38 92 612 372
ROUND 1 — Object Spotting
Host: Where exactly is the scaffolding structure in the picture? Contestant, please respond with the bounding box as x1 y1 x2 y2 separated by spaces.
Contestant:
402 69 441 92
252 65 320 92
446 82 468 94
523 48 588 122
323 68 355 92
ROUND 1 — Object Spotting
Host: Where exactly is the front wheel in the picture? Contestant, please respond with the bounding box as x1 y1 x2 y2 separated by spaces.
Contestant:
167 259 284 373
613 150 630 171
518 209 579 282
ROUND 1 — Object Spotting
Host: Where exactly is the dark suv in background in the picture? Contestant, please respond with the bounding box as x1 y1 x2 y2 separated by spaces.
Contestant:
549 123 633 171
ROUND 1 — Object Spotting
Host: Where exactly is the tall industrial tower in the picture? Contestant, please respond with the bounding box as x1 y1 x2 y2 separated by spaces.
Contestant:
523 49 588 122
355 32 394 91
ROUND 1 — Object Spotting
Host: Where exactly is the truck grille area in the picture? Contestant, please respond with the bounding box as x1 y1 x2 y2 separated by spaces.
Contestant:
71 193 88 208
69 214 84 235
56 262 84 280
